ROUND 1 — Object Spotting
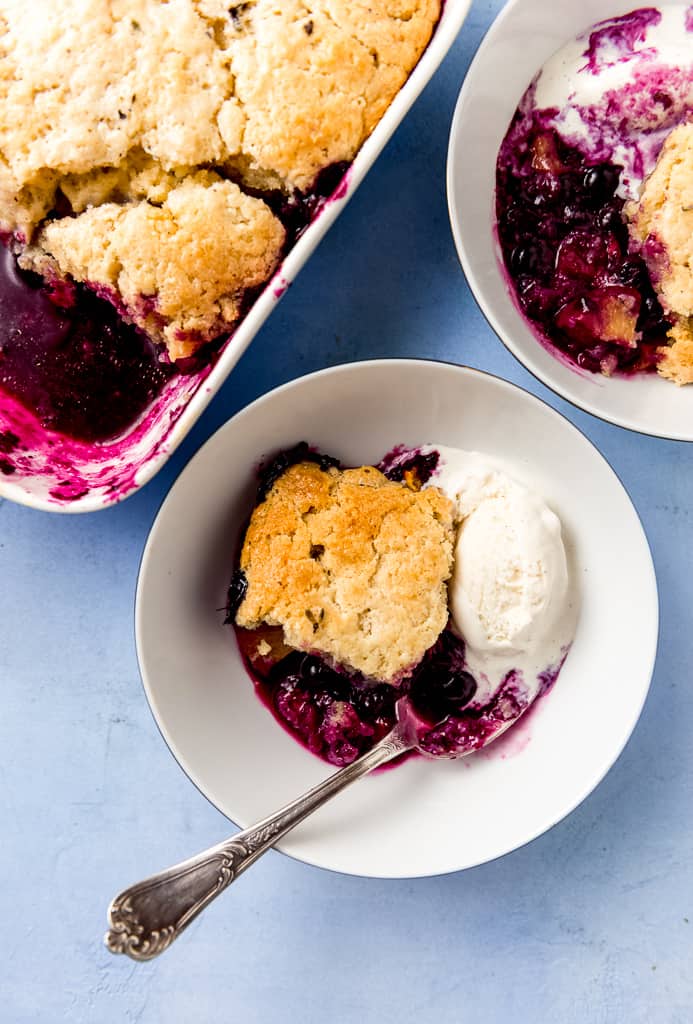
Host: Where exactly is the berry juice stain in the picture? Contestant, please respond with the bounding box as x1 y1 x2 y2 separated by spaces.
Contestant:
0 244 174 443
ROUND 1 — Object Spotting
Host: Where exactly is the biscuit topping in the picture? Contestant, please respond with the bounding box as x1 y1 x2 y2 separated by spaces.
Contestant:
235 459 454 683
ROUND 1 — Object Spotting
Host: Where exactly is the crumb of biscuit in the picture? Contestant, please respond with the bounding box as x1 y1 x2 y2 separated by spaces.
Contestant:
33 175 286 359
235 461 454 683
658 317 693 385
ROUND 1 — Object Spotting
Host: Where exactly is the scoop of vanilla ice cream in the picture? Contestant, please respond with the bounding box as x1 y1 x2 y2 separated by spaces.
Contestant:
427 449 569 662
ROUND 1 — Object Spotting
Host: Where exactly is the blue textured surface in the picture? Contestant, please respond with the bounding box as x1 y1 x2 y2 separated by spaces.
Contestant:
2 2 692 1020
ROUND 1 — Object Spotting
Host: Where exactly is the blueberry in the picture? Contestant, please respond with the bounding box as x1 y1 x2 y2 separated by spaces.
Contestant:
410 668 477 722
561 203 588 225
224 569 248 622
617 260 647 289
640 294 659 318
268 650 304 682
300 655 327 681
576 350 601 373
355 685 396 722
436 671 478 707
599 207 625 234
276 673 303 693
583 165 621 202
312 161 351 199
384 450 439 486
300 656 350 699
510 243 545 275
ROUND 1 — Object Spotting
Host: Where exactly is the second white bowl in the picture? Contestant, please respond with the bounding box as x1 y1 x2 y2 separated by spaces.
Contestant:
447 0 693 441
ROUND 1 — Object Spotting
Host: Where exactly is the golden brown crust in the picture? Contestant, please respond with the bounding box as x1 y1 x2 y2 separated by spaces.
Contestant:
236 461 454 682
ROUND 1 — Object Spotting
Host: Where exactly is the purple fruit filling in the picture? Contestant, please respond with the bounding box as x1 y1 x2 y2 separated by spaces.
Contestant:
0 244 174 442
235 622 486 767
496 121 669 376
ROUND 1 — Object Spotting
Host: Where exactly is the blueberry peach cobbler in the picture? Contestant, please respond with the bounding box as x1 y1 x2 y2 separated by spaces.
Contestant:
227 444 576 767
497 6 693 385
0 0 440 441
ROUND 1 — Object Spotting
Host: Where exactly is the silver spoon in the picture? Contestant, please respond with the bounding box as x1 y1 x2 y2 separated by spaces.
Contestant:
105 697 523 961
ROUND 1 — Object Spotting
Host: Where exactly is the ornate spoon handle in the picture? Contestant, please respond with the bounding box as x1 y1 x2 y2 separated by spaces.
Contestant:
105 724 412 961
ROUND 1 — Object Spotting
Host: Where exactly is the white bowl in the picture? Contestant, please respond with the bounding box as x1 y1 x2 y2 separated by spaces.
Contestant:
0 0 472 514
447 0 693 441
136 359 658 878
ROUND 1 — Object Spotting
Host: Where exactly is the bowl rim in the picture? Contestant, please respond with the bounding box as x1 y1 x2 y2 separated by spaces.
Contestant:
446 0 693 443
135 357 660 879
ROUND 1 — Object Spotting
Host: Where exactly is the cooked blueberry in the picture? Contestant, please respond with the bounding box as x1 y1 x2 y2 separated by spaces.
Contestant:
300 655 330 681
312 161 350 199
224 569 248 622
561 203 590 226
510 243 545 275
599 207 625 234
299 655 318 679
410 667 477 722
576 349 602 373
617 260 646 288
383 449 439 486
652 90 673 109
318 452 341 473
583 165 620 201
268 650 305 682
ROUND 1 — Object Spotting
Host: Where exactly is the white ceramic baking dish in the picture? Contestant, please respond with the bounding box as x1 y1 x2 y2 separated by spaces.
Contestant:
0 0 472 512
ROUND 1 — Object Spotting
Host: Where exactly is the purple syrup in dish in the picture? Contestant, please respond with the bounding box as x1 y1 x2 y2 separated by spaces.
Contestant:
0 245 174 443
496 123 669 377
